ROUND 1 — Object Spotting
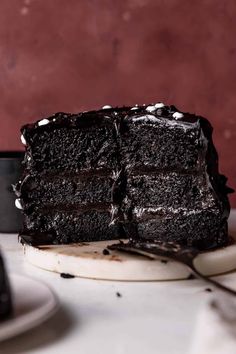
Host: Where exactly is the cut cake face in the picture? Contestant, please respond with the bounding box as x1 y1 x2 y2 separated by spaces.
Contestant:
16 104 232 249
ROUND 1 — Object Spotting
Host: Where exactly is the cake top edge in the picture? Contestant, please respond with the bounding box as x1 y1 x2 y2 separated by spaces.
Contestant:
20 103 212 134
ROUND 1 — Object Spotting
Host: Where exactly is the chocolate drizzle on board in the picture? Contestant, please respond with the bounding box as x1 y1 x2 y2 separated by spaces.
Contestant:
108 240 236 297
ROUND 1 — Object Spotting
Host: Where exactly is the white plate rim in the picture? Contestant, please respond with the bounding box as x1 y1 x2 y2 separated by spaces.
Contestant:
0 273 59 342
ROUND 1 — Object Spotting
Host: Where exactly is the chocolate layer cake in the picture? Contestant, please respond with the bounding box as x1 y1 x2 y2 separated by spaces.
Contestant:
0 250 12 320
16 104 232 249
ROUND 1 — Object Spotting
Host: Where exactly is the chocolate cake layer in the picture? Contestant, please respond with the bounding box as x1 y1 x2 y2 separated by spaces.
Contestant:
22 208 121 245
16 172 119 207
120 114 205 171
0 250 12 320
17 104 232 249
123 207 227 249
124 172 216 210
22 112 119 173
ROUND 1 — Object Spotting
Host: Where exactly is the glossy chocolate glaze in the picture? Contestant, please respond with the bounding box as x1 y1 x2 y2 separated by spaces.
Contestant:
17 104 233 249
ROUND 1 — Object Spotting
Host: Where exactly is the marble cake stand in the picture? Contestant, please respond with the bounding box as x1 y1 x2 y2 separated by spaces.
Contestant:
24 211 236 281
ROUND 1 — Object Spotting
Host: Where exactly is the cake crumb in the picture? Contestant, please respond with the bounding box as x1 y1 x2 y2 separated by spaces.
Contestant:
103 249 110 255
161 259 168 264
60 273 75 279
116 292 122 298
205 288 213 292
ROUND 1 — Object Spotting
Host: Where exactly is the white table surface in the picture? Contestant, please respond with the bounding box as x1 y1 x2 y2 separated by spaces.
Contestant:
1 211 236 354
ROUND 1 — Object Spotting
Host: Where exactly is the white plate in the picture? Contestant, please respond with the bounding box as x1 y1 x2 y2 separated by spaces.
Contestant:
0 274 58 342
24 238 236 281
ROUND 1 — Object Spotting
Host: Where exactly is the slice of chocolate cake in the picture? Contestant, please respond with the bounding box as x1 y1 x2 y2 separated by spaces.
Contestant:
0 249 12 320
16 104 232 249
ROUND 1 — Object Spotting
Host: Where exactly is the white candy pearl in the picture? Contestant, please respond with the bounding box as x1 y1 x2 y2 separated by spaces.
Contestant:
38 119 50 126
15 199 23 210
146 105 156 112
21 134 26 145
102 105 112 109
173 112 184 119
130 107 138 110
155 103 165 108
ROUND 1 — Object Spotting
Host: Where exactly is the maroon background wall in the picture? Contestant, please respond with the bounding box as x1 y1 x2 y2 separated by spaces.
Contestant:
0 0 236 205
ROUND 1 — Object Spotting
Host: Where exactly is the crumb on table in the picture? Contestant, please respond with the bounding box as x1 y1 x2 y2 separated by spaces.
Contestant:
60 273 75 279
103 249 110 255
205 288 213 292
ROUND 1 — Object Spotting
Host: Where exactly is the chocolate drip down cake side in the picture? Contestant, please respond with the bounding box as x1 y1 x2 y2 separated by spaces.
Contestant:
15 103 232 252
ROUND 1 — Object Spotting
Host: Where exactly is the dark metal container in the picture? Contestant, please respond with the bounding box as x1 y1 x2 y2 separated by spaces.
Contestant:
0 151 24 233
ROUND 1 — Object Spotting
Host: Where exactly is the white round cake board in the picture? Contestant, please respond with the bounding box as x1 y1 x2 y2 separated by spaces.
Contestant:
24 211 236 281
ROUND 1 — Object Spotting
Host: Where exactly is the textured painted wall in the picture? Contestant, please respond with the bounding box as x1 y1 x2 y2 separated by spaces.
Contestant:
0 0 235 205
